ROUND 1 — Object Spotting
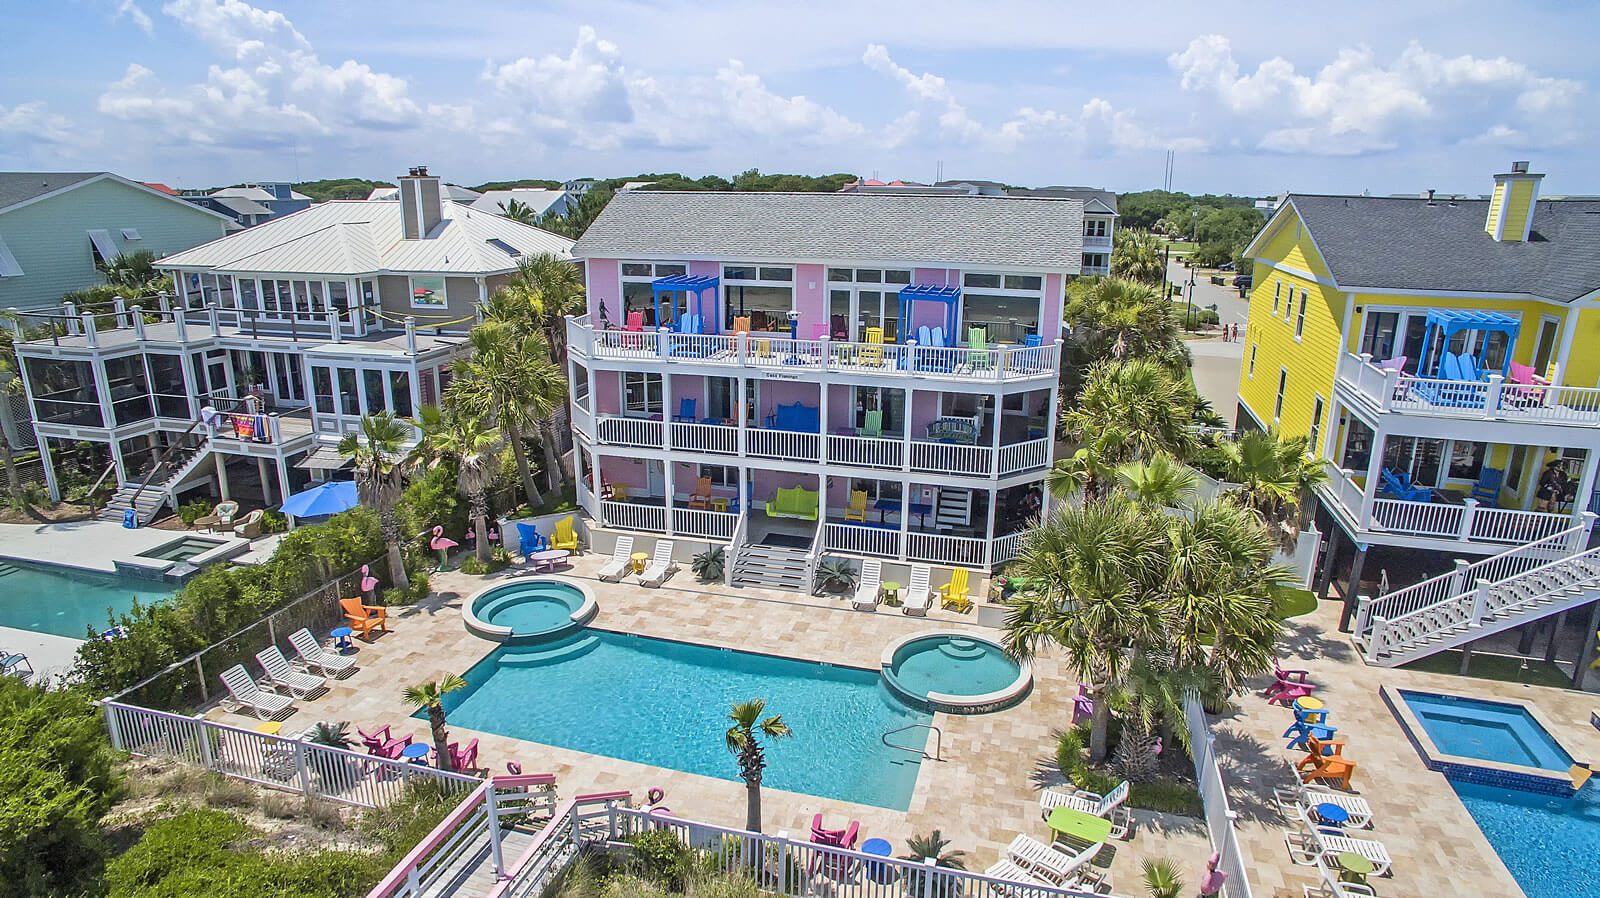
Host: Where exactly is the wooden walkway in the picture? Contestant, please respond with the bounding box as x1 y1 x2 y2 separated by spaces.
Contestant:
419 826 539 898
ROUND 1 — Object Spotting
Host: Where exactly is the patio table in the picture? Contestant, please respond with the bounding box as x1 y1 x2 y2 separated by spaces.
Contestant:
1336 851 1374 884
529 549 571 572
1046 806 1112 846
401 743 430 766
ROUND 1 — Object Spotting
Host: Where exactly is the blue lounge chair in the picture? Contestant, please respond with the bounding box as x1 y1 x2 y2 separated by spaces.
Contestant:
1283 707 1337 751
1379 468 1433 502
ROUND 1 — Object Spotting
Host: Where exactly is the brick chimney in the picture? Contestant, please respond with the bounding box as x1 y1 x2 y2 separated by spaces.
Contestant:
398 165 443 240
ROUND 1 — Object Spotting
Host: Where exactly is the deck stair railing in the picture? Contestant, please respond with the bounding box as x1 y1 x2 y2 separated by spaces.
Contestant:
1356 514 1600 666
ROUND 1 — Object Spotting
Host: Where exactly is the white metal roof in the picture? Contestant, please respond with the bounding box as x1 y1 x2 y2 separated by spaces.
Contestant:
469 189 571 219
156 200 573 276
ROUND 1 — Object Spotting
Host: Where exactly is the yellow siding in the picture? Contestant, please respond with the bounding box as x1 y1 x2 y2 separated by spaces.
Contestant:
1485 182 1506 235
1561 309 1600 388
1238 207 1344 445
1341 293 1560 367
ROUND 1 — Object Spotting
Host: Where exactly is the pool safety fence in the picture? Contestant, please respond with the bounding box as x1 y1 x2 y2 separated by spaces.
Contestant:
1185 691 1256 898
101 699 482 809
105 559 382 711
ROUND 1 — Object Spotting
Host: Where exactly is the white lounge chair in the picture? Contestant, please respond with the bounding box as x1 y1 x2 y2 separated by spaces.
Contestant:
1040 780 1132 838
597 536 635 583
902 564 932 616
254 645 325 698
1285 816 1392 876
220 664 292 719
638 540 677 587
982 858 1053 898
287 627 355 677
1275 770 1374 829
852 559 882 611
1004 834 1101 885
1302 859 1378 898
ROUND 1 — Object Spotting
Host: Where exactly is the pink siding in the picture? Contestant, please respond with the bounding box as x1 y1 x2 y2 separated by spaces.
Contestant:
752 468 819 502
794 263 826 337
670 374 704 420
595 371 622 414
1041 273 1064 342
689 260 722 330
826 383 852 431
587 259 620 321
908 389 942 438
914 267 958 287
597 455 650 491
757 379 820 422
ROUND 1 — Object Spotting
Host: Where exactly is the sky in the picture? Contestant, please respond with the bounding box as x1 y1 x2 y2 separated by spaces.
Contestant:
3 0 1598 196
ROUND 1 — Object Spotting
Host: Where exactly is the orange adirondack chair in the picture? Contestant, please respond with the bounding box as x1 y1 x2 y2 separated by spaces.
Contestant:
340 598 389 639
1296 735 1356 789
687 477 713 510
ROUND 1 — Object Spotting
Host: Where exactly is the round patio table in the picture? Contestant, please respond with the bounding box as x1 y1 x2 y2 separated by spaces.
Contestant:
528 549 571 572
1313 802 1349 828
881 581 901 603
1336 851 1374 884
631 552 649 573
330 626 354 653
254 721 282 735
1045 806 1113 846
1293 696 1325 713
859 838 896 883
401 743 430 766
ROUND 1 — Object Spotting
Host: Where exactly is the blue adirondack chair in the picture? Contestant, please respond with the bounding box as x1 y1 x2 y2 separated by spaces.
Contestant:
672 398 696 423
1380 468 1433 502
1471 468 1504 504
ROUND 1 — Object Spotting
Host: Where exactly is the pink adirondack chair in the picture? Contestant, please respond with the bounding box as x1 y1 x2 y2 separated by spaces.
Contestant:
445 737 480 773
1072 684 1094 724
1273 662 1314 685
623 310 646 349
1264 676 1317 706
359 724 412 759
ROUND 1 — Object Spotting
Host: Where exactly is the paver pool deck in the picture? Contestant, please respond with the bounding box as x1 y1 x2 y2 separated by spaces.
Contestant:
203 554 1212 886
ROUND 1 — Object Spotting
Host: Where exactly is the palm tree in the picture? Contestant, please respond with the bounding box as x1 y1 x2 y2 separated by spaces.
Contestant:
99 250 160 292
0 334 27 501
419 405 502 562
539 188 613 239
402 675 467 772
724 698 791 832
337 411 417 589
1111 229 1167 287
499 253 585 488
1061 359 1196 471
1114 452 1199 508
497 198 538 225
1063 277 1184 368
448 322 566 507
900 830 966 895
1219 429 1328 540
1004 501 1167 762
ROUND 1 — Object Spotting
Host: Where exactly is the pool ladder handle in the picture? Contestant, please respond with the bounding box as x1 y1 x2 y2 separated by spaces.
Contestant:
882 723 942 761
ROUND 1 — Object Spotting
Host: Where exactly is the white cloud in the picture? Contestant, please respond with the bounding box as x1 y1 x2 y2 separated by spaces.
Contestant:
863 44 984 144
0 102 74 146
712 61 864 144
115 0 154 33
1169 34 1585 154
97 0 422 151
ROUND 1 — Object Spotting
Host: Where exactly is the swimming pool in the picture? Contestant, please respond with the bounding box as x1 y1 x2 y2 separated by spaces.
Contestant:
881 631 1031 713
0 560 177 638
463 577 596 643
1399 690 1573 770
433 630 931 809
1452 780 1600 898
136 535 228 562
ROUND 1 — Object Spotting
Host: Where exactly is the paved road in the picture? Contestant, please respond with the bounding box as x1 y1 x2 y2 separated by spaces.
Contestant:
1170 258 1251 423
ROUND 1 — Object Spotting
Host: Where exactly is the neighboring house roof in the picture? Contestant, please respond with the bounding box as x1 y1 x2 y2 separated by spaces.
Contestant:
210 186 278 202
620 181 655 191
209 196 275 217
155 200 573 276
365 184 482 203
1262 194 1600 302
572 191 1084 269
142 182 179 196
1009 186 1119 214
0 171 237 224
469 189 571 219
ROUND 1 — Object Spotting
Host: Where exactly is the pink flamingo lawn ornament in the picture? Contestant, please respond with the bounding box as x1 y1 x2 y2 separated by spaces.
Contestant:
359 564 379 600
430 526 458 568
1199 851 1227 897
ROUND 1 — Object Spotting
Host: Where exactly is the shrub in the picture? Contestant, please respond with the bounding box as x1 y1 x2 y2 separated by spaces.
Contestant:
812 558 858 594
259 508 289 534
178 499 214 527
691 546 725 582
1054 724 1202 816
1193 308 1220 326
625 828 693 890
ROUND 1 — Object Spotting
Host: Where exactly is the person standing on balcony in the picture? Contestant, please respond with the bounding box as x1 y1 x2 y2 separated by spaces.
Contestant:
1536 461 1570 513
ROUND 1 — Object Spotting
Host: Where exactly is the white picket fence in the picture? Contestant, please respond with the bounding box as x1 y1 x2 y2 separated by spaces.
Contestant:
1184 693 1255 898
102 700 480 808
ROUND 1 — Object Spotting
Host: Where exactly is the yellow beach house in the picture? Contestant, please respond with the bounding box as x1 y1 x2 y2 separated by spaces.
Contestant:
1237 161 1600 673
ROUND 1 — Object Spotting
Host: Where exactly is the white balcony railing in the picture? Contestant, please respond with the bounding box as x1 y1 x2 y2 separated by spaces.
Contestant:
747 429 820 462
992 531 1025 565
601 500 666 533
672 507 738 540
997 437 1051 475
571 319 1060 383
827 434 903 469
671 422 738 454
910 441 993 475
906 531 988 568
595 416 662 449
824 522 901 559
1327 465 1576 547
1337 352 1600 426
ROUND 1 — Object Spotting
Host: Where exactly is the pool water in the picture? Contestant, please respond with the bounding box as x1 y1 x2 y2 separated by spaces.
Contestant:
137 536 225 562
1400 691 1573 770
434 631 931 809
1452 780 1600 898
889 636 1021 697
0 560 177 638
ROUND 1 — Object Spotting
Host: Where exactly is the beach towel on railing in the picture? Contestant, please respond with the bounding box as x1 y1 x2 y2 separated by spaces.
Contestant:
764 403 820 433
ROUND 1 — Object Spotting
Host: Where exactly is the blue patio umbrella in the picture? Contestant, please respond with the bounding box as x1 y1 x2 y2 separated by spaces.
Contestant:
280 480 358 521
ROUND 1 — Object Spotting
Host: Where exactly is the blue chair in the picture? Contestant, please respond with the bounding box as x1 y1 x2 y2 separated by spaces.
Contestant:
1283 706 1337 751
1380 469 1433 502
515 522 548 556
672 398 696 423
1023 334 1043 347
1471 468 1504 504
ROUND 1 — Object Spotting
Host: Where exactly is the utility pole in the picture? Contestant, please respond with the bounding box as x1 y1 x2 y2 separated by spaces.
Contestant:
1185 267 1196 331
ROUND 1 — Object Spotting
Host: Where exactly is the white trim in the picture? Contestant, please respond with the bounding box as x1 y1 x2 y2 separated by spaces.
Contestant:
571 250 1072 277
1274 367 1288 424
1247 343 1256 378
1254 258 1337 289
1309 394 1326 459
1522 178 1541 242
0 233 22 277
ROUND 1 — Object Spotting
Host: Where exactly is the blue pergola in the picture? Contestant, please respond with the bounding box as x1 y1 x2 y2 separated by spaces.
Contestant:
651 274 720 334
1418 309 1520 379
897 284 961 344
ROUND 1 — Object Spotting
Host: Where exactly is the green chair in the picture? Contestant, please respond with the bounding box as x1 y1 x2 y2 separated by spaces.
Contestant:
861 409 883 439
968 326 993 370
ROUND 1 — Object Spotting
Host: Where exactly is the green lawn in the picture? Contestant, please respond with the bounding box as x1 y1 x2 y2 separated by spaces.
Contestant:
1272 587 1318 620
1401 649 1573 689
1160 240 1198 254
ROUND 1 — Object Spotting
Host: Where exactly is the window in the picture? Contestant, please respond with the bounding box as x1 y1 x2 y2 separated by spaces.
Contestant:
1285 287 1294 322
87 229 117 265
1004 275 1043 291
1272 281 1281 315
620 261 690 325
363 369 387 415
1248 344 1257 377
1081 253 1108 270
312 366 333 414
623 372 662 415
722 265 794 333
410 275 447 309
1448 441 1488 480
1084 219 1108 238
963 273 1003 289
963 293 1039 343
337 368 359 415
120 228 142 240
1308 396 1325 456
757 267 792 282
1294 290 1308 338
1274 369 1287 422
699 464 738 488
388 371 413 418
0 235 21 278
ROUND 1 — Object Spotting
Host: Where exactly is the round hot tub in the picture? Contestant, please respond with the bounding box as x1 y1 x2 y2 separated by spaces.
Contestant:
463 576 597 643
881 630 1032 714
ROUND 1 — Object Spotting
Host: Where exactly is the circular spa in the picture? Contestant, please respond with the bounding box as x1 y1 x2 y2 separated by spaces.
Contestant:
881 631 1032 714
462 576 597 644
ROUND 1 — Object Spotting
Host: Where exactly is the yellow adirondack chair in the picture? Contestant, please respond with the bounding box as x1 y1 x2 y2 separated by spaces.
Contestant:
843 490 868 522
858 326 884 366
939 568 973 613
551 516 579 552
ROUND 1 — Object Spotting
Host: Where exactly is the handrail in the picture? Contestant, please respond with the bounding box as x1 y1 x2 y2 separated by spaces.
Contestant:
126 417 207 520
882 723 942 761
85 459 118 511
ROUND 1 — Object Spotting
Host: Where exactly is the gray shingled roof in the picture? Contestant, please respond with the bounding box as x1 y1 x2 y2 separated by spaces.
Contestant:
1287 194 1600 302
0 172 104 212
571 191 1083 270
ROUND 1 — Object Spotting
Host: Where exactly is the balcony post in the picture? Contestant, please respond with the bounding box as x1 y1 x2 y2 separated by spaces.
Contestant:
112 295 126 328
4 309 19 340
735 374 747 456
81 313 98 349
207 302 221 337
404 317 417 356
328 310 342 343
817 366 829 464
1449 558 1472 596
901 386 915 473
1380 367 1400 411
1469 578 1492 626
131 306 146 341
657 326 670 360
157 292 171 313
1359 443 1385 528
1458 498 1479 541
736 330 748 367
174 307 189 345
1364 617 1387 662
1484 374 1504 419
1353 594 1373 640
662 372 674 452
663 462 675 536
898 478 911 561
63 302 79 335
